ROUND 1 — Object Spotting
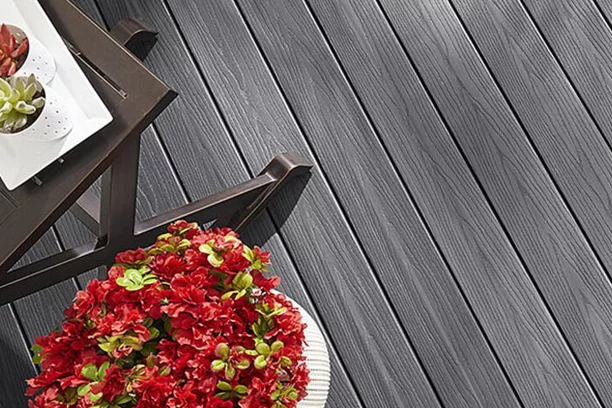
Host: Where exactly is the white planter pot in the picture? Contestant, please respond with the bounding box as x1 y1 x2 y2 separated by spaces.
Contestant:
290 299 331 408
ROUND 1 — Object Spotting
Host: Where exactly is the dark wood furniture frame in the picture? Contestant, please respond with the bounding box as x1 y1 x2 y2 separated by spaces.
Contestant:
0 0 311 306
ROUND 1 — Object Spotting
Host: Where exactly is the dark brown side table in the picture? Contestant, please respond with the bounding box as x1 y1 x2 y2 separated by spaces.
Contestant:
0 0 311 306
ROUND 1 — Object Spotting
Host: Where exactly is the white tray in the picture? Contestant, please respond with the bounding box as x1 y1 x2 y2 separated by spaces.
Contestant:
0 0 113 190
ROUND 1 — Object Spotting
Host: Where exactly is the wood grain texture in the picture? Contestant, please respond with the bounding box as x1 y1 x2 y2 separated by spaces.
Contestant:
0 305 36 408
518 0 612 293
517 0 612 140
593 0 612 24
115 0 444 406
12 230 78 344
234 0 522 406
91 1 369 406
447 0 612 403
339 0 605 406
0 229 77 405
8 0 612 406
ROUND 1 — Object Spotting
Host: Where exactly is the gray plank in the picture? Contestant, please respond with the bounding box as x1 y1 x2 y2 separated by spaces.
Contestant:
234 0 522 407
594 0 612 23
517 0 612 139
446 0 612 403
92 1 367 406
519 0 612 282
377 0 607 405
0 305 36 408
1 229 77 406
302 0 605 406
100 0 439 406
13 230 78 344
240 215 364 408
165 1 443 406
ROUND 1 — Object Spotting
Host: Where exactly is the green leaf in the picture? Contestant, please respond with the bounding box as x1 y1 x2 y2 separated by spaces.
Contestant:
211 360 225 372
217 381 232 392
81 364 98 381
235 385 248 395
149 327 160 339
199 243 215 255
31 97 45 110
236 358 250 370
114 394 132 404
221 291 237 301
208 253 224 267
215 343 230 359
254 355 267 370
225 364 236 380
77 383 91 397
215 391 232 401
23 83 36 100
233 272 253 290
0 78 11 96
256 342 270 356
90 392 103 402
14 100 35 114
280 356 292 367
125 269 142 282
98 361 110 380
142 276 157 285
271 341 284 353
243 246 255 262
98 342 115 353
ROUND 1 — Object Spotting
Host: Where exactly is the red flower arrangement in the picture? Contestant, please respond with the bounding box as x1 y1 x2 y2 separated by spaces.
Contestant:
27 221 310 408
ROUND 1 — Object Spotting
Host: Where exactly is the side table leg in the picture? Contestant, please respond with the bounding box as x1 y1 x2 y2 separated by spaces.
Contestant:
110 18 158 60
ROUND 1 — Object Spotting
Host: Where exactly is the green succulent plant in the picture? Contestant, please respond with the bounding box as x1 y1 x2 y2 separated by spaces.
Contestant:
0 74 45 133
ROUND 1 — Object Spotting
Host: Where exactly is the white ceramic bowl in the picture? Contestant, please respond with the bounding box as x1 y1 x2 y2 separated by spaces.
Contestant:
289 299 331 408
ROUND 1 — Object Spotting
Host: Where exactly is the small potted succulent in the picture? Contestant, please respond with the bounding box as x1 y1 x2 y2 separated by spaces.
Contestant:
26 221 330 408
0 74 45 134
0 23 29 77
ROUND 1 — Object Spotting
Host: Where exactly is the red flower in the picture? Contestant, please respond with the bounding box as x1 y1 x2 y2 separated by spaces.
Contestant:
91 365 125 402
27 222 310 408
115 248 149 265
133 367 176 407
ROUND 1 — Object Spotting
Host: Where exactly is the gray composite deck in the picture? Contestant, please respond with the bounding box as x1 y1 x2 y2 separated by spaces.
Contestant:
3 0 612 406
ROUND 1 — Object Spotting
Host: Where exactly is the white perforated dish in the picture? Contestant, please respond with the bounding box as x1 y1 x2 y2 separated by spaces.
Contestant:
0 0 112 190
16 36 57 84
14 86 73 142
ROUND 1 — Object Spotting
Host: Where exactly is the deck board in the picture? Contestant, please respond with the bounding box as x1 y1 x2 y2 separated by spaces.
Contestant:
72 1 365 406
164 0 444 405
447 0 612 403
0 305 36 408
5 0 612 406
517 0 612 281
234 0 522 406
306 0 603 406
